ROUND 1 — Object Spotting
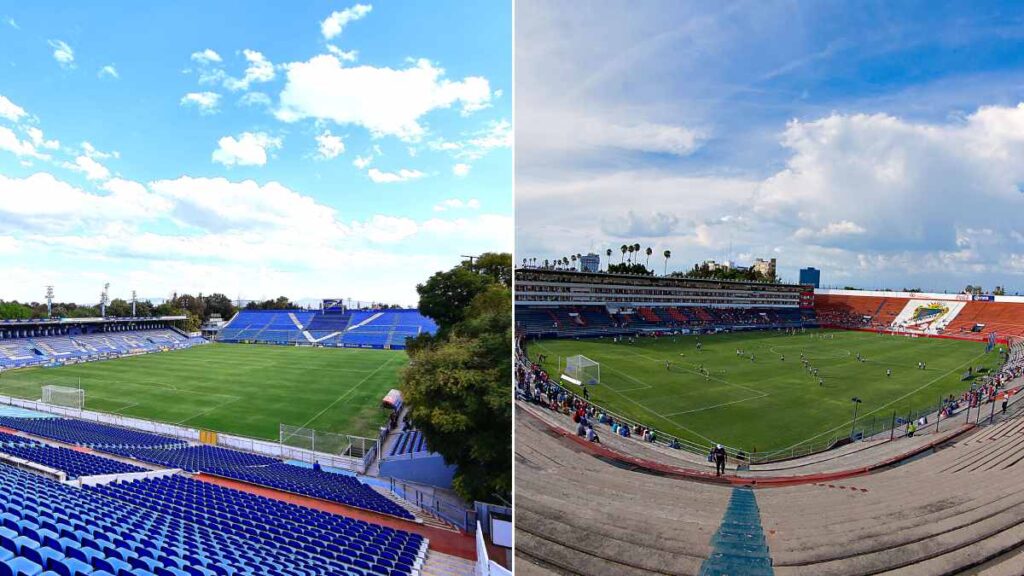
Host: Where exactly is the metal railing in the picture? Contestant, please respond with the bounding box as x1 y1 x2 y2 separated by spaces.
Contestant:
388 477 477 532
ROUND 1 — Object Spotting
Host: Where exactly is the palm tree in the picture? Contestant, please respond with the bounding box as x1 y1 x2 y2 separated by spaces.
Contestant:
570 254 577 271
645 247 653 270
605 248 612 270
627 245 635 264
663 250 672 276
620 244 627 263
543 259 549 269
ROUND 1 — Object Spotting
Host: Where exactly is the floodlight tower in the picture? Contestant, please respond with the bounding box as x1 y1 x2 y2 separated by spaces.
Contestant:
131 290 137 316
100 283 110 317
45 286 54 318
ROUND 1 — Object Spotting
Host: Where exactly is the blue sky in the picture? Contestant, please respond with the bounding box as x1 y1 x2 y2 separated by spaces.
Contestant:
517 0 1024 293
0 1 511 305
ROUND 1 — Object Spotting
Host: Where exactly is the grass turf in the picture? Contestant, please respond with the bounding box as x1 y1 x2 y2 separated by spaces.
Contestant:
0 343 405 440
531 329 1004 453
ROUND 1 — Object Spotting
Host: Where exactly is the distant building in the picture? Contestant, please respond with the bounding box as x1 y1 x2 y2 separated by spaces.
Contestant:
799 267 820 288
580 253 600 273
703 259 734 272
752 258 777 279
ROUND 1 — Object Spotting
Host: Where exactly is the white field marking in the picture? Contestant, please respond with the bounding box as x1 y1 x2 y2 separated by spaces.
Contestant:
532 343 717 443
593 373 720 444
294 353 399 431
110 402 139 414
777 350 989 451
621 349 766 396
176 395 244 425
659 393 769 417
767 345 852 360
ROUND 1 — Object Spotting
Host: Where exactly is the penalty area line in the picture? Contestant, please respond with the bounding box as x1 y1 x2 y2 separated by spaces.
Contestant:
659 392 770 417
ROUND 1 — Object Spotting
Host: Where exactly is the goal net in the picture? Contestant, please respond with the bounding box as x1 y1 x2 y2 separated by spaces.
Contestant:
563 355 600 386
41 385 84 410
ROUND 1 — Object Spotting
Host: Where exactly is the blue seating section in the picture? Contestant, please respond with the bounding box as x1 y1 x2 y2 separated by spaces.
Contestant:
0 417 412 519
219 309 436 349
0 328 200 369
103 445 279 472
217 310 313 344
0 461 424 576
0 446 146 479
203 463 415 520
0 431 40 447
0 417 185 450
388 431 428 457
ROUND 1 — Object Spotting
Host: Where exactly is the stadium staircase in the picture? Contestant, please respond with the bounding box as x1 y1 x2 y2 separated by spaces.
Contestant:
420 550 476 576
699 488 773 576
370 486 461 533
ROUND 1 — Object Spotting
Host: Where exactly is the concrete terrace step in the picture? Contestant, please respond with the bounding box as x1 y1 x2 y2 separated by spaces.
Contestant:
420 550 476 576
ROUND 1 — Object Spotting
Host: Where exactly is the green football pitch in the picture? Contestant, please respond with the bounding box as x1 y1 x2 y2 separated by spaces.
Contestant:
0 343 406 440
531 329 1004 453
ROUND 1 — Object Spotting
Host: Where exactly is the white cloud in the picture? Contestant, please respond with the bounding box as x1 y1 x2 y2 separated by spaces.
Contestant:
98 64 119 79
190 49 222 65
452 163 471 177
4 17 17 29
0 95 26 123
63 155 111 181
277 56 492 141
149 176 343 237
224 49 275 92
430 119 512 161
239 92 271 108
326 45 358 62
353 154 373 169
81 141 118 160
367 168 426 183
48 40 74 68
315 130 345 159
520 102 1024 288
321 4 372 39
0 126 46 159
433 198 481 212
0 172 166 232
211 132 282 167
25 127 59 150
349 215 418 244
180 92 221 114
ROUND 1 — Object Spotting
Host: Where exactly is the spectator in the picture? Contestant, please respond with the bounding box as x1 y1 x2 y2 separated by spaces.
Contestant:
712 444 727 476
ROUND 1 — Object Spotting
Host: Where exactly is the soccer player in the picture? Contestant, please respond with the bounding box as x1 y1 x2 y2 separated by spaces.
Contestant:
887 368 892 377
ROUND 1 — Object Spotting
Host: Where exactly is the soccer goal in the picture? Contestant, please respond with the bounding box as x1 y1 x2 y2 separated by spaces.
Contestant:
41 385 84 410
563 355 600 386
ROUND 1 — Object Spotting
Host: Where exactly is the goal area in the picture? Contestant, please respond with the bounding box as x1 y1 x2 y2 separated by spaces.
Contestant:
562 355 600 386
41 385 84 410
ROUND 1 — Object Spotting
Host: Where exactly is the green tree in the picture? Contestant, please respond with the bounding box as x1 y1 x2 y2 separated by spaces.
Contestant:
416 267 493 337
401 254 511 503
0 301 33 320
203 293 237 320
107 298 132 317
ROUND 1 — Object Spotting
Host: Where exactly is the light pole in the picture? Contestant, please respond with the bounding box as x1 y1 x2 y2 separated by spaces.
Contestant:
850 397 863 440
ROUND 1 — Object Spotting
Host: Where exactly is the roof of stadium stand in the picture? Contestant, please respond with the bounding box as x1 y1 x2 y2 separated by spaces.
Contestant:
0 316 187 325
515 267 808 288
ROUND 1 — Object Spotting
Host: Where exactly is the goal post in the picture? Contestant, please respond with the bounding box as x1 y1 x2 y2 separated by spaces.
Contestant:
41 385 84 410
563 354 600 386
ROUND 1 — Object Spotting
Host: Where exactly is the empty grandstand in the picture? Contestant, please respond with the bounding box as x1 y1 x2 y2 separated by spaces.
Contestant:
0 408 485 575
0 317 203 370
217 304 437 350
